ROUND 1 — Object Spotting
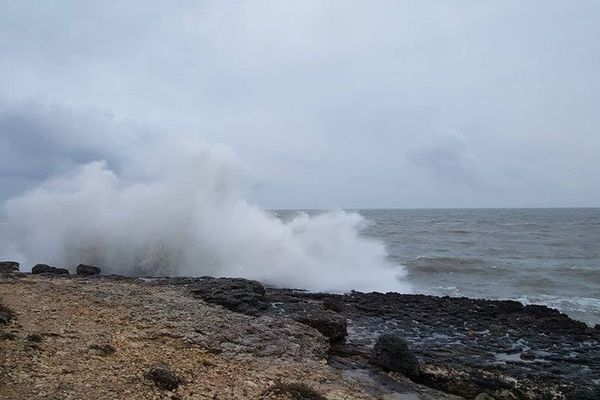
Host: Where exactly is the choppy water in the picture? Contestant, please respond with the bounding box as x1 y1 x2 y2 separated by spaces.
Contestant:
358 208 600 326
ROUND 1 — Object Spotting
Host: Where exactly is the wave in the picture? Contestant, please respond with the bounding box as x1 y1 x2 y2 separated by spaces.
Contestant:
405 256 509 275
0 126 410 294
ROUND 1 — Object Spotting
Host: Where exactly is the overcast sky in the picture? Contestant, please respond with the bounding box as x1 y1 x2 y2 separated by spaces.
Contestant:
1 1 599 208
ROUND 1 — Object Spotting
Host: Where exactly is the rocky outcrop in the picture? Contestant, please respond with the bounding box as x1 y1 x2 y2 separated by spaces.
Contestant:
1 272 599 400
290 308 347 341
0 261 19 274
268 289 600 400
32 264 69 275
189 277 269 315
76 264 101 276
369 333 420 379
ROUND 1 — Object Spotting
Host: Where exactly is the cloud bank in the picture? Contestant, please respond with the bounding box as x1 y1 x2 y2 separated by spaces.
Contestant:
1 1 599 207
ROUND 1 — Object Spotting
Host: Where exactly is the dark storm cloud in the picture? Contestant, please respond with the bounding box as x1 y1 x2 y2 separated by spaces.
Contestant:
0 1 599 207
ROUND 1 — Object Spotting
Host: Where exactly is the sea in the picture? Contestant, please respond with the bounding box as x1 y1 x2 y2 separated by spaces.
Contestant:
351 208 600 326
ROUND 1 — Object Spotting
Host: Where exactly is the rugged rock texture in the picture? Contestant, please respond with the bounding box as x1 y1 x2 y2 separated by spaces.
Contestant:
0 261 19 274
189 277 269 315
32 264 70 275
1 273 598 399
268 289 600 400
76 264 101 276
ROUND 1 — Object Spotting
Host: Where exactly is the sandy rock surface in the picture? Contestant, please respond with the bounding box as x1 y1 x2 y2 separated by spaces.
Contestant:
0 275 456 399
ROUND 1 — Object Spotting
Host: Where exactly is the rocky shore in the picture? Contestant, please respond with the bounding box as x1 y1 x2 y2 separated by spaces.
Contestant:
1 262 598 399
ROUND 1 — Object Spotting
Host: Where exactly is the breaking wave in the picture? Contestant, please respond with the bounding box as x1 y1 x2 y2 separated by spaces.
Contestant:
0 134 409 293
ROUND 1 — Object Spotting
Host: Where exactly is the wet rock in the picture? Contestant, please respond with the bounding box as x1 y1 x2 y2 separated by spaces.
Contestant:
259 382 327 400
323 297 345 313
293 308 347 341
145 366 181 390
0 261 19 273
369 333 420 379
76 264 101 276
0 304 15 325
32 264 70 275
190 277 268 315
520 351 535 361
524 304 560 317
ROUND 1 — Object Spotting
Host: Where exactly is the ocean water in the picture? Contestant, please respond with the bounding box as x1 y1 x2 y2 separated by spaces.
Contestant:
356 208 600 326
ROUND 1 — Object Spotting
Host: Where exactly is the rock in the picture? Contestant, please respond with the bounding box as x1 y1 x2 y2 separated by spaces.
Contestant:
369 333 420 379
190 278 268 315
0 304 15 325
323 297 345 313
0 261 19 274
89 343 116 356
32 264 70 275
293 308 347 341
259 383 327 400
0 332 17 340
474 394 496 400
25 333 43 343
524 304 560 317
76 264 101 276
145 366 181 390
520 351 535 361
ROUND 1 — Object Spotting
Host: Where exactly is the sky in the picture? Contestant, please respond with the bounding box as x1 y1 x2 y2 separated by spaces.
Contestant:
1 0 599 209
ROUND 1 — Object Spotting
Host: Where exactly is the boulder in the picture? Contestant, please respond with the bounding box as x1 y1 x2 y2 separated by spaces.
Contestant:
190 278 268 315
145 366 181 390
0 261 19 274
76 264 101 276
369 333 420 379
0 304 15 325
32 264 70 275
293 308 347 341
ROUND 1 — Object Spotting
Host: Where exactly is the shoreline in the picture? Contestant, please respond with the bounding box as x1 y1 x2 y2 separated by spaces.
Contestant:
1 267 599 399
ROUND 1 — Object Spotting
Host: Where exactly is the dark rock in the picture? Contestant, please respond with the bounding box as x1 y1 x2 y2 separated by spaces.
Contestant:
0 261 19 274
190 277 268 315
524 304 560 317
32 264 70 275
89 343 116 356
259 382 327 400
474 394 495 400
520 351 535 361
293 308 347 341
0 304 15 325
25 333 43 343
370 333 420 379
323 297 345 313
76 264 101 276
145 366 181 390
0 332 17 340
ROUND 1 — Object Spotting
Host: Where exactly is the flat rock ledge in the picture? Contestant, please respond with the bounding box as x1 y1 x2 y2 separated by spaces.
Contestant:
1 272 598 400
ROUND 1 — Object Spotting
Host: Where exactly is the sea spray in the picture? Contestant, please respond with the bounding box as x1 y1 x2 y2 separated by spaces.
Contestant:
0 137 410 293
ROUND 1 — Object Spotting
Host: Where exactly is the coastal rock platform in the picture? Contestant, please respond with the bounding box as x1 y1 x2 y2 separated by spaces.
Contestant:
1 272 598 399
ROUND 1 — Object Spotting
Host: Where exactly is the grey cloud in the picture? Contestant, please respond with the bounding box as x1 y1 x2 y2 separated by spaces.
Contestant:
0 1 599 207
406 129 482 189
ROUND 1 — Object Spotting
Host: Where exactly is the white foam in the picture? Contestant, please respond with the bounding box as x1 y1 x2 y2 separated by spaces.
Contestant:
0 137 410 293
